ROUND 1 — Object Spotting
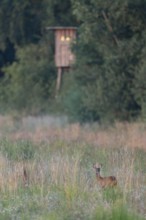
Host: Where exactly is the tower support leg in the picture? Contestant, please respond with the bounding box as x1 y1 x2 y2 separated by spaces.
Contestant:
56 67 62 93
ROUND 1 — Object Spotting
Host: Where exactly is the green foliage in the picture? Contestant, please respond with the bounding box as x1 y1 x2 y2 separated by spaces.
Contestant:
0 0 77 49
60 0 146 122
45 0 77 26
133 36 146 119
0 0 49 48
59 73 89 122
0 0 78 116
1 0 146 122
2 43 56 114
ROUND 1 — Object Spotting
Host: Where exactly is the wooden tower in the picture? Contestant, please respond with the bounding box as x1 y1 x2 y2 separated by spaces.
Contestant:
46 27 77 92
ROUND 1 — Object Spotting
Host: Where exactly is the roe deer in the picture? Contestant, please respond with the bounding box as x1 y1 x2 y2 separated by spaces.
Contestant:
93 163 117 188
1 165 29 191
23 167 29 187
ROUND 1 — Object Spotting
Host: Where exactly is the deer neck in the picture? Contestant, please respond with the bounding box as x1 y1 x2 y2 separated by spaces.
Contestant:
95 171 103 180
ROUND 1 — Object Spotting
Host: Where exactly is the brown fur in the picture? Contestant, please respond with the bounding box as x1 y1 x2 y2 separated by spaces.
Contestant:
93 163 117 188
23 167 29 187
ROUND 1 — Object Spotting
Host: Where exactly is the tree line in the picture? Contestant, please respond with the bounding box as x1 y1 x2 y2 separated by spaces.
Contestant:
0 0 146 122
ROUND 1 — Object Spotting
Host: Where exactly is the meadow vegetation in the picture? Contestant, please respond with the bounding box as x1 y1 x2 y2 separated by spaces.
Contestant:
0 115 146 219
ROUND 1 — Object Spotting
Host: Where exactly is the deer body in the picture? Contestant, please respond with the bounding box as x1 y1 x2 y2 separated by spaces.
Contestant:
93 163 117 188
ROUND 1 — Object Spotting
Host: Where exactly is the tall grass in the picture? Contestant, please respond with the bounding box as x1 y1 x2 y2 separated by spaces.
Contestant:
0 116 145 219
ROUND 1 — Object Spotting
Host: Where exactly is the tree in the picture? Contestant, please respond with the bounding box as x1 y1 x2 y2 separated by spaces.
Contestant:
2 42 56 115
60 0 146 122
0 0 78 115
0 0 48 48
0 0 49 80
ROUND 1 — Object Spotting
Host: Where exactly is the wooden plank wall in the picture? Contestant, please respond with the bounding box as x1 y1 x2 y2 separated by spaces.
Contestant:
55 29 76 67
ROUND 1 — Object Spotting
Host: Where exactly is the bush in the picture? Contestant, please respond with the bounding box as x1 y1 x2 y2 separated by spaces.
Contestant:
1 43 56 115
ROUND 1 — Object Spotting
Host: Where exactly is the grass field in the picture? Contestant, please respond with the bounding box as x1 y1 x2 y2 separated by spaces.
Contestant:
0 115 146 219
